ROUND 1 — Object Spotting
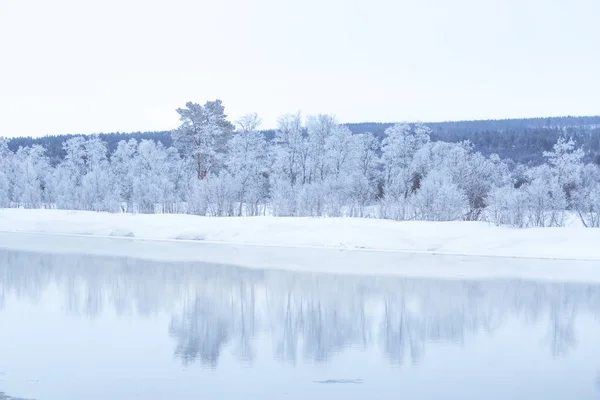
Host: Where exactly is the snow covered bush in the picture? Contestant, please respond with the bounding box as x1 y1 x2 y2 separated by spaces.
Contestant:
572 164 600 227
187 177 209 216
487 185 528 228
296 182 325 217
0 170 9 208
269 180 297 217
573 183 600 228
543 137 584 207
413 141 506 221
204 172 239 217
0 139 12 207
322 177 350 217
523 166 567 227
489 170 567 228
412 171 469 221
346 173 375 217
378 194 412 221
378 174 413 221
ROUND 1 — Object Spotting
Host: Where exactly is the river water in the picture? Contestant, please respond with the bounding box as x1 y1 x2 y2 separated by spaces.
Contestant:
1 247 599 399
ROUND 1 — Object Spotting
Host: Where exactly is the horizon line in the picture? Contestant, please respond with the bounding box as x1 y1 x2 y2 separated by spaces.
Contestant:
3 113 600 140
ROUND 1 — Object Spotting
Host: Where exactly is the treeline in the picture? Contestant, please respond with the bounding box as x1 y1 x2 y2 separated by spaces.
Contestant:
7 130 174 166
7 115 600 165
349 121 600 165
1 100 599 227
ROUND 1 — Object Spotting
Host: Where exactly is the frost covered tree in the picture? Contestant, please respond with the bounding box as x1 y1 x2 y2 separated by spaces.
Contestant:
379 123 430 220
572 164 600 227
321 124 357 216
489 163 569 228
412 141 505 220
110 139 138 212
172 100 234 180
306 114 338 182
344 132 380 217
487 185 528 227
523 165 567 227
203 171 239 216
79 137 117 211
0 139 12 207
543 137 585 206
270 114 377 217
110 138 187 214
269 113 307 215
325 125 356 179
354 132 380 185
131 140 181 213
11 145 50 208
573 184 600 227
271 113 307 188
412 171 468 221
50 137 87 209
227 113 269 216
458 152 502 220
486 138 587 228
381 123 430 193
50 137 117 211
290 121 360 217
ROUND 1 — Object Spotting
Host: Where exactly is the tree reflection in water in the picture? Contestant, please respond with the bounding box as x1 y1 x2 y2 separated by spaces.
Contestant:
1 249 599 371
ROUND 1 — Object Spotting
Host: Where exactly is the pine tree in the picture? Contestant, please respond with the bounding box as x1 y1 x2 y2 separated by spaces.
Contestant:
172 100 234 180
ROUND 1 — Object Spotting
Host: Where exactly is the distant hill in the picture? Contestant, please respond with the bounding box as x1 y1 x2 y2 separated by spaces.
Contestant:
6 115 600 165
347 116 600 164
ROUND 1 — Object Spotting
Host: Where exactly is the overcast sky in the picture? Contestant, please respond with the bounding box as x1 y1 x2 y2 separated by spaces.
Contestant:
1 0 599 137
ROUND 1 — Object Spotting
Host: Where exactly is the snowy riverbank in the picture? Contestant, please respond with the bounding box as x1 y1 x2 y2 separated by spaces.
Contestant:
0 209 599 261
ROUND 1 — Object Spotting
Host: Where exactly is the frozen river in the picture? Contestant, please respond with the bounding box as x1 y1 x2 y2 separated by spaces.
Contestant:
1 235 600 399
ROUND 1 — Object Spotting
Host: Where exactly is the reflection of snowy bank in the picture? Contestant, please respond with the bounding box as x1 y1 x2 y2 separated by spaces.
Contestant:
1 248 599 368
1 231 600 283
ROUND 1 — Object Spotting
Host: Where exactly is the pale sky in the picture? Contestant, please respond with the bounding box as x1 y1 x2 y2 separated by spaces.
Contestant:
1 0 599 137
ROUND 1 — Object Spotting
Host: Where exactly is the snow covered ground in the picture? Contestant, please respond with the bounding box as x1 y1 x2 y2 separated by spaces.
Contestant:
0 208 599 261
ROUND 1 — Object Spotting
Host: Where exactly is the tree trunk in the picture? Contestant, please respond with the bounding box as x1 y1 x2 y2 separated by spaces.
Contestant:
196 154 206 180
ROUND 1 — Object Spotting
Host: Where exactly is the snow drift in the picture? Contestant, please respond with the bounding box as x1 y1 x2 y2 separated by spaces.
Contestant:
0 209 599 261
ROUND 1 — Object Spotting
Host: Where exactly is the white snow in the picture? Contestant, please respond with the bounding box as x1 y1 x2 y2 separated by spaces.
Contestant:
0 208 599 261
2 231 600 283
